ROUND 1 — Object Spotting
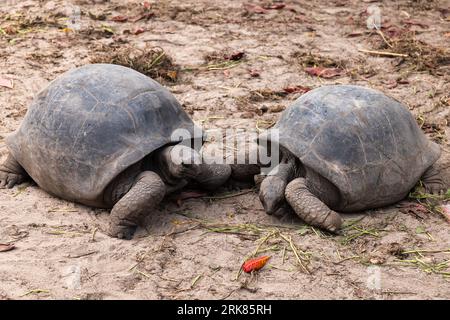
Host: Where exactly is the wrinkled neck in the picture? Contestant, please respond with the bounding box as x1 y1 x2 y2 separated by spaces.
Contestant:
275 148 298 183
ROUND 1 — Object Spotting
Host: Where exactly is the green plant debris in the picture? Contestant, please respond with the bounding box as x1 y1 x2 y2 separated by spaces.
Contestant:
191 274 202 288
408 187 450 219
394 257 450 276
340 225 382 245
20 289 50 297
91 45 179 83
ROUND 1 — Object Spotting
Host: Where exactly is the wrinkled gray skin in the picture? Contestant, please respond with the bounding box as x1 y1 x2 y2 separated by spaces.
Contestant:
0 64 231 239
259 85 449 233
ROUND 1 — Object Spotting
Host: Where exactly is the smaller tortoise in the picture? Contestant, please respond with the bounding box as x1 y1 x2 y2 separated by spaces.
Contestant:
258 85 449 232
0 64 231 239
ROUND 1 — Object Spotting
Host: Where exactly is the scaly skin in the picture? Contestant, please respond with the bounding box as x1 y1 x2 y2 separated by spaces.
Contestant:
107 145 231 239
108 171 165 240
421 156 450 195
0 154 28 189
285 178 343 233
195 163 232 190
2 144 231 240
259 154 296 215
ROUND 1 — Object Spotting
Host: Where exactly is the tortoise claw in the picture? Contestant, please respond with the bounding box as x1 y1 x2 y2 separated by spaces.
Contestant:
108 224 137 240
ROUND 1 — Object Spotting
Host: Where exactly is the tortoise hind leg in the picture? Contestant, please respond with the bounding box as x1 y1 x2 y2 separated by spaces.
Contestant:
421 157 450 195
108 171 166 239
285 178 342 233
0 153 28 189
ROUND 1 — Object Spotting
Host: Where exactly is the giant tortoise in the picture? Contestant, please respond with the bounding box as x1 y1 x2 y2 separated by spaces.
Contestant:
258 85 449 232
0 64 231 239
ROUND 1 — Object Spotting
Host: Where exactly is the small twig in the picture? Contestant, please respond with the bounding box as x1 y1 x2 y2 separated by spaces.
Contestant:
190 274 202 288
20 289 50 297
402 248 450 255
358 48 408 57
279 234 310 274
135 269 151 278
66 250 98 259
48 207 78 213
334 255 361 265
91 227 98 242
376 28 393 48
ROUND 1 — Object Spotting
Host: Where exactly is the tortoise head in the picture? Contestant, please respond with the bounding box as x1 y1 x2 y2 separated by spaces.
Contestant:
160 144 202 180
259 175 287 215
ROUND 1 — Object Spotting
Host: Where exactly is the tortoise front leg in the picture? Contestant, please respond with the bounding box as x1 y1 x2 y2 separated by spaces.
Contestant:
259 157 296 216
108 171 166 239
421 156 450 195
285 178 342 233
0 153 28 189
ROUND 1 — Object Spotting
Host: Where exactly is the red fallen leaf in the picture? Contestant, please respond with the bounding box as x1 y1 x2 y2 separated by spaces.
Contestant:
242 255 271 273
264 3 286 10
346 31 365 37
288 8 298 13
130 12 154 22
249 69 260 77
283 85 311 94
226 51 245 61
382 24 405 38
398 202 429 219
142 1 151 9
440 204 450 223
385 79 398 89
243 3 268 14
0 243 15 252
402 19 429 28
0 77 13 89
112 15 128 22
133 27 146 35
305 67 343 79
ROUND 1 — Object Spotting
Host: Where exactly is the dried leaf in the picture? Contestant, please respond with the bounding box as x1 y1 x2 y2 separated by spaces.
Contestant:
111 15 128 22
142 1 151 9
283 85 311 94
249 69 260 77
130 12 154 23
0 77 13 89
226 51 245 61
243 3 268 14
440 204 450 223
304 67 343 78
402 19 429 28
242 255 270 273
0 243 15 252
133 27 146 35
88 11 107 21
264 3 286 10
166 70 177 81
399 202 429 219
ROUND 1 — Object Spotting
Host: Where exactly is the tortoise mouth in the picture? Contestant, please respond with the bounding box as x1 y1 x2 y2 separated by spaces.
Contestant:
261 195 283 215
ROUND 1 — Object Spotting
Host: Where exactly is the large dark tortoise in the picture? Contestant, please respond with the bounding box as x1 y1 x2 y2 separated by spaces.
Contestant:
0 64 231 239
258 85 449 232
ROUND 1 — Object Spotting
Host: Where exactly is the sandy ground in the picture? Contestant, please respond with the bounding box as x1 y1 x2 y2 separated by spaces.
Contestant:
0 0 449 300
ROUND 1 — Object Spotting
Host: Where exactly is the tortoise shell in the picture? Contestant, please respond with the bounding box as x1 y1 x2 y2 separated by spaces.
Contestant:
261 85 440 211
6 64 201 207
